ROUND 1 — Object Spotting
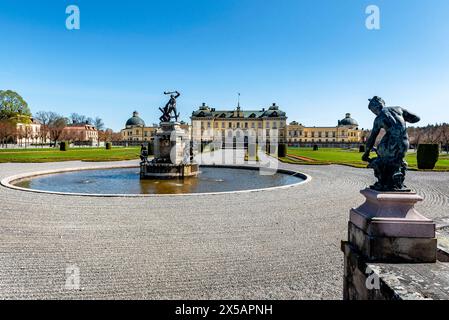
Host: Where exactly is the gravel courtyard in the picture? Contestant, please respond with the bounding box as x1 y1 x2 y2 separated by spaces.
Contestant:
0 160 448 299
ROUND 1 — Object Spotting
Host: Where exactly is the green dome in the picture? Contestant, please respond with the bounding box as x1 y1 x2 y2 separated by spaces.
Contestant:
126 111 145 127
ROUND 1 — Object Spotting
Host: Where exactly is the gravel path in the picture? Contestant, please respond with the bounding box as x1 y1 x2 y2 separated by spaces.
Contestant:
0 159 447 299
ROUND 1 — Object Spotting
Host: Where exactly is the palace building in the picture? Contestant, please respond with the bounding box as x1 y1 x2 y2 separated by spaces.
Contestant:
15 118 49 145
122 108 362 146
190 102 288 143
287 113 363 144
121 111 158 142
62 123 99 143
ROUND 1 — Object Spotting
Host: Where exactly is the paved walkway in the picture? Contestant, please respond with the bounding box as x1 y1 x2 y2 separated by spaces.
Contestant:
0 159 448 299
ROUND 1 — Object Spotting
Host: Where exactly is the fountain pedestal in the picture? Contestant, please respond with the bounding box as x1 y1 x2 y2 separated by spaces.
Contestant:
140 122 199 179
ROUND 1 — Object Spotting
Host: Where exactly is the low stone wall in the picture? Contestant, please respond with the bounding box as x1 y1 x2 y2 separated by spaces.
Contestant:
342 238 449 300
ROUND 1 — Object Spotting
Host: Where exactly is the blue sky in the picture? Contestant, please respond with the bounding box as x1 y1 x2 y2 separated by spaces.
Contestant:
1 0 448 131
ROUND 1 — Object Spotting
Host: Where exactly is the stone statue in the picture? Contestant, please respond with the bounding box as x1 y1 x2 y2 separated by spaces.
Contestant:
159 91 181 123
362 96 420 191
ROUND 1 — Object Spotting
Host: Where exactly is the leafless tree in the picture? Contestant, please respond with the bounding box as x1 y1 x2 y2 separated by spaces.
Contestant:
0 120 16 148
48 116 68 146
439 123 449 153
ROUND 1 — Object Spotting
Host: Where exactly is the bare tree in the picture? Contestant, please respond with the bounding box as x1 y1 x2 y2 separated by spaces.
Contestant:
439 123 449 154
0 120 16 148
93 117 105 131
423 125 440 144
24 125 32 148
48 116 68 146
35 111 66 147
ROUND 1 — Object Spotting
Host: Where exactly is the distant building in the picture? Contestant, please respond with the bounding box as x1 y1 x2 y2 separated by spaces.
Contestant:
120 111 190 142
190 102 288 144
15 118 49 145
63 123 99 143
287 113 363 144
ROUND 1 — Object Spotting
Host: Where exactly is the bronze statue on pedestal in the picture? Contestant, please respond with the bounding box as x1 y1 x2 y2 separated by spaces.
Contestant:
363 96 420 191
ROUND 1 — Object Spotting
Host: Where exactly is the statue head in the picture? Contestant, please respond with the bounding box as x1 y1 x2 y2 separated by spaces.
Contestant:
368 96 385 115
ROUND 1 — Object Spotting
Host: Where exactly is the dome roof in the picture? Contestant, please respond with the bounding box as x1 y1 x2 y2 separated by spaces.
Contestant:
262 103 286 117
192 103 212 117
338 113 358 127
126 111 145 127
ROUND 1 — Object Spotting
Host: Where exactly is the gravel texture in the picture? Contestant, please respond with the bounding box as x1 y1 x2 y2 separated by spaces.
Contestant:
0 159 447 299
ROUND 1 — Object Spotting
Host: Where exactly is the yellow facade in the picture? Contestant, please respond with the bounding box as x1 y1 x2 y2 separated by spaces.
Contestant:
287 114 363 144
121 126 158 142
191 103 288 143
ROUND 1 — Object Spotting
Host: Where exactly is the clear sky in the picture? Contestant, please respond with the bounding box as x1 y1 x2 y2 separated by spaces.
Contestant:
1 0 448 131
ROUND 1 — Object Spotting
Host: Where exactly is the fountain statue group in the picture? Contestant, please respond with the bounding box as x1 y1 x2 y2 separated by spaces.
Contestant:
140 91 198 180
159 91 180 123
362 96 420 192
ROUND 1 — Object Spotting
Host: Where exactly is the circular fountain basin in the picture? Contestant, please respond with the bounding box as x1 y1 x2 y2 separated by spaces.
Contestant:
3 165 309 196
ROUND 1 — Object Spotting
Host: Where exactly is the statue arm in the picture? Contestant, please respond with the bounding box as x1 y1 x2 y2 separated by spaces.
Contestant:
402 108 420 124
363 120 381 161
174 91 181 98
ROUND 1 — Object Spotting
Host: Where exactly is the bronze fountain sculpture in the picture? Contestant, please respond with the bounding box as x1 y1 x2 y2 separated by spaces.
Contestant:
159 91 181 123
140 91 198 179
362 96 420 191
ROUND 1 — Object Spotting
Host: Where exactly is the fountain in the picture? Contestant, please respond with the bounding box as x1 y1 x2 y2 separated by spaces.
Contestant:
4 91 309 196
139 91 199 179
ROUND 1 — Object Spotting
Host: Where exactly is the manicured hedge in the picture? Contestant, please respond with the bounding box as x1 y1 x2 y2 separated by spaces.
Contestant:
417 144 439 170
59 141 69 151
105 142 112 150
313 145 319 151
147 142 154 155
359 145 366 153
278 144 287 157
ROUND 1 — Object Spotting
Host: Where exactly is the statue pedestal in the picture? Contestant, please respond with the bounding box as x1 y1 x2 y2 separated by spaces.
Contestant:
153 122 186 165
343 188 438 300
348 188 437 263
141 122 199 179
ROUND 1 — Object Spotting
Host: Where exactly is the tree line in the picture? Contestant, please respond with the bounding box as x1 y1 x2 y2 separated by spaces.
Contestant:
0 90 119 147
363 123 449 153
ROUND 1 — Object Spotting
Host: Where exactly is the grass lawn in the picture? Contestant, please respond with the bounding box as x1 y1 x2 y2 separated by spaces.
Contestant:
0 147 141 163
283 147 449 171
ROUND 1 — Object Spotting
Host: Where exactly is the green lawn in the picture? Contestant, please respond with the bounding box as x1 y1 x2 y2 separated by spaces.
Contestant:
283 147 449 171
0 147 141 163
